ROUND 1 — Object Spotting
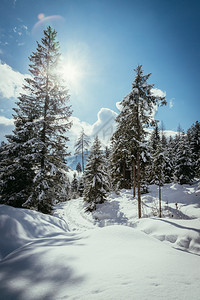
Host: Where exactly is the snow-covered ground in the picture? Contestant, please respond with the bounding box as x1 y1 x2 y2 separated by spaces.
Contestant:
0 181 200 299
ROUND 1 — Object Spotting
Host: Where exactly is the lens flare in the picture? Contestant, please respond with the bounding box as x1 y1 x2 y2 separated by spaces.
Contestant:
38 13 45 20
32 15 65 35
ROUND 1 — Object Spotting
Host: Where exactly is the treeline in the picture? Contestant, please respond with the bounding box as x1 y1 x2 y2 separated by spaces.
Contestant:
64 118 200 216
0 27 199 217
80 66 200 215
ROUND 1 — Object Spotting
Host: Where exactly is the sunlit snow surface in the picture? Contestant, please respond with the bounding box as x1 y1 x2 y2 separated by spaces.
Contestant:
0 181 200 299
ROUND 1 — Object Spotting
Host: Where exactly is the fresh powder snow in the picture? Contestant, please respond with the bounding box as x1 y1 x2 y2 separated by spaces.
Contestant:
0 181 200 299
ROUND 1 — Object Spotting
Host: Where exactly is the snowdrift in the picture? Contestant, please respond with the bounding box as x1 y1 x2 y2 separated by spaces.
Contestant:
0 205 69 260
0 181 200 299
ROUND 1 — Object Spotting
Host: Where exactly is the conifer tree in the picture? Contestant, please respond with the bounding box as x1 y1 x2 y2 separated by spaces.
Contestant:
166 136 176 180
187 121 200 177
110 128 130 191
152 140 165 217
76 162 82 174
83 136 109 211
0 26 72 213
78 177 84 197
0 106 37 207
104 146 112 191
110 65 166 218
148 123 160 183
71 173 79 198
74 129 90 172
174 132 194 184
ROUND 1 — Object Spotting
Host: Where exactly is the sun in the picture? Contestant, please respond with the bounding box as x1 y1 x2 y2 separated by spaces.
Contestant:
59 44 91 95
61 61 82 85
60 56 86 94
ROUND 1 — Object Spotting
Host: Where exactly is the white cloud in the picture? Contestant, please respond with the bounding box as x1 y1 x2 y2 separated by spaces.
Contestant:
169 98 174 109
151 88 166 98
0 62 30 99
162 130 177 138
0 116 14 126
91 108 117 146
13 23 29 37
22 25 28 31
0 118 14 142
67 108 117 153
116 101 122 111
17 42 25 47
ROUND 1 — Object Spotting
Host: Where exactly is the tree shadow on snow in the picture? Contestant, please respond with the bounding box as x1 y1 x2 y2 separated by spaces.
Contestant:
157 218 200 234
0 235 87 299
93 200 130 227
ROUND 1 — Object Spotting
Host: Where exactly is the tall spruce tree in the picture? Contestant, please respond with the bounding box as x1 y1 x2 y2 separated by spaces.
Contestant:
110 126 131 191
187 121 200 177
71 173 79 198
152 140 165 217
110 65 166 218
148 123 160 183
78 177 84 197
174 132 194 184
83 136 109 211
0 26 72 213
76 162 82 174
74 129 90 172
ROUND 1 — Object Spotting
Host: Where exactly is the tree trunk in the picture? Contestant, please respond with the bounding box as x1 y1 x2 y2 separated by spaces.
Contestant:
82 139 84 172
41 88 49 169
132 160 136 198
137 151 141 218
41 49 50 170
122 161 126 188
159 173 162 218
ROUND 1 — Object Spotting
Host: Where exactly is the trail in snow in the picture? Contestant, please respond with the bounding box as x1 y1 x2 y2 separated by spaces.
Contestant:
53 182 200 255
54 198 96 232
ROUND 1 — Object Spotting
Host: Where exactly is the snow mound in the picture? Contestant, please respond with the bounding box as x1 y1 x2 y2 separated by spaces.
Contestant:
0 205 69 260
136 218 200 255
0 181 200 299
53 181 200 256
0 222 200 300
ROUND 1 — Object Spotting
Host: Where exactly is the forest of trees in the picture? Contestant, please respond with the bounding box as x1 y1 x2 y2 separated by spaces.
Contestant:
0 27 199 217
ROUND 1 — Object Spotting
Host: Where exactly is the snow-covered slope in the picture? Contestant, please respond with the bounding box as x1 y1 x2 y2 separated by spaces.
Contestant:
0 181 200 299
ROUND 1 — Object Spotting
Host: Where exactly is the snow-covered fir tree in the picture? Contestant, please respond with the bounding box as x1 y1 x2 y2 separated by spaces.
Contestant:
152 140 165 217
148 123 160 183
0 26 72 213
110 128 131 191
83 136 109 211
174 132 194 184
71 173 79 198
0 116 36 208
148 123 172 185
78 177 84 197
74 129 90 172
165 135 176 181
187 121 200 177
160 122 168 149
104 146 112 191
55 172 71 203
76 162 82 174
110 65 166 218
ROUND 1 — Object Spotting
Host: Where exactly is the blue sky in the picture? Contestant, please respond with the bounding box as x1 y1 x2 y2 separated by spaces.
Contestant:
0 0 200 143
